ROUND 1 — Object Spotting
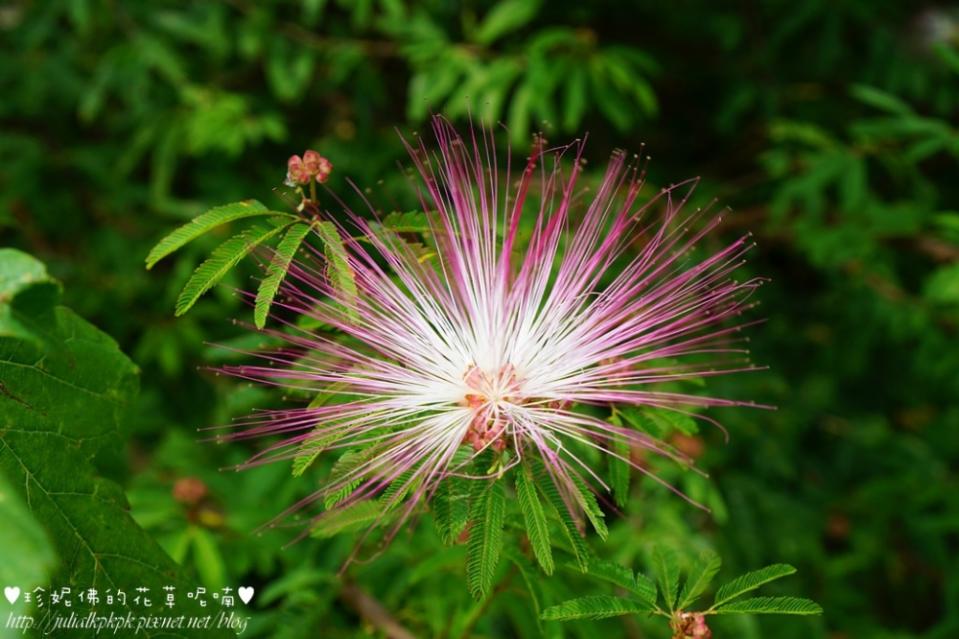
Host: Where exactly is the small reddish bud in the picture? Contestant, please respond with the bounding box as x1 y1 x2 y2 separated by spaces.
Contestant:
315 156 333 183
691 614 711 638
172 477 208 505
676 613 712 639
287 155 310 185
302 149 322 174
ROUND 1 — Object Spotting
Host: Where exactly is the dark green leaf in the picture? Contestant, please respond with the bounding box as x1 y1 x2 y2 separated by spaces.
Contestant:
0 472 56 622
0 250 231 638
0 249 61 344
850 84 914 116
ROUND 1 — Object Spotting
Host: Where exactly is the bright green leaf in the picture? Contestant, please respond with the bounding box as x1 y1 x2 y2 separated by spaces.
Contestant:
174 218 293 316
571 473 608 540
310 500 383 538
712 564 798 609
314 220 359 319
433 475 471 545
516 464 554 575
678 550 722 610
713 596 823 616
190 527 226 591
254 222 312 329
533 462 590 571
466 480 506 599
652 546 681 611
145 199 281 269
475 0 541 45
850 84 914 116
541 595 654 621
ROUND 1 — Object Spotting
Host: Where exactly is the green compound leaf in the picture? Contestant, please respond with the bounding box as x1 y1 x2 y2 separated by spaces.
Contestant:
174 217 294 316
310 501 383 538
314 221 359 319
541 595 654 621
380 210 432 234
576 558 657 607
515 464 554 575
504 548 547 636
290 381 356 476
380 470 421 511
0 249 231 638
712 596 823 616
145 199 284 269
711 564 798 609
254 221 312 329
652 546 681 612
532 461 590 572
433 475 471 545
635 571 659 608
466 480 506 600
620 406 699 438
607 427 631 508
475 0 541 45
291 436 328 479
677 549 722 610
323 448 375 509
571 473 607 540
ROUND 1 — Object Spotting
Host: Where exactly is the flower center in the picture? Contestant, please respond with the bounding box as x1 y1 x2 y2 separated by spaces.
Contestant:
462 363 523 407
460 363 524 452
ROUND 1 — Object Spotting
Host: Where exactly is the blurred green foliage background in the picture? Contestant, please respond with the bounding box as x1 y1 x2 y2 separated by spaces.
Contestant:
2 1 958 637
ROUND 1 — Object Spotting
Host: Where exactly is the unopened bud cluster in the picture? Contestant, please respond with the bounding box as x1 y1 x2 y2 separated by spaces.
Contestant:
287 149 332 186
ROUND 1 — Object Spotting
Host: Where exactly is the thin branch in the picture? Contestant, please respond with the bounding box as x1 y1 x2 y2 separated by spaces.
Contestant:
340 581 417 639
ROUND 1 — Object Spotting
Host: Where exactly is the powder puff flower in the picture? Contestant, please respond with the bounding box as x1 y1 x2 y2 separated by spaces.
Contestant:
224 117 766 540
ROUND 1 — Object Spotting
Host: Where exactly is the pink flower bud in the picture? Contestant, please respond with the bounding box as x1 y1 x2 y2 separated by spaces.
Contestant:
172 477 208 505
302 149 322 174
287 155 310 185
315 156 333 183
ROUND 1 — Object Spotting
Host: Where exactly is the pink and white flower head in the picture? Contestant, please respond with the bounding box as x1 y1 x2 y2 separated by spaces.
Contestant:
225 117 766 540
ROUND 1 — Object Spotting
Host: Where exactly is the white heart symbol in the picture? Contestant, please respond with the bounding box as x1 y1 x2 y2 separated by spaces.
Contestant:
4 587 20 604
238 586 254 605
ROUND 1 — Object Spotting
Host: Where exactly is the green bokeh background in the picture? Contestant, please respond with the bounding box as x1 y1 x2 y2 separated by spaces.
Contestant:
2 2 958 637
